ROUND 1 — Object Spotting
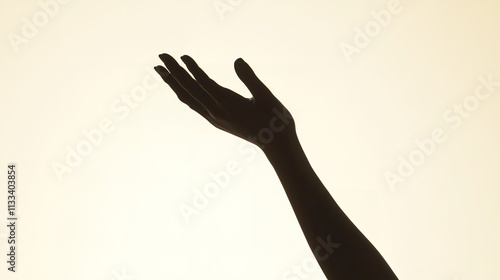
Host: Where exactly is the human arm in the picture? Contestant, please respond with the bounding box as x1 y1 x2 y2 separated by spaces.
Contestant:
154 53 399 280
263 133 398 279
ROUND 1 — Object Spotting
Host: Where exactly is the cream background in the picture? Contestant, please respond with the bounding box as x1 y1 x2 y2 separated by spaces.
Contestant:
1 0 499 279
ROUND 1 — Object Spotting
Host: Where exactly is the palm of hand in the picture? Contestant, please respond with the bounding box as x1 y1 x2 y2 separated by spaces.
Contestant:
154 54 296 148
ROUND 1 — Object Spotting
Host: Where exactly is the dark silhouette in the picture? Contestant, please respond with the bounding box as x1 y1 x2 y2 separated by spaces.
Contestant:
154 53 399 280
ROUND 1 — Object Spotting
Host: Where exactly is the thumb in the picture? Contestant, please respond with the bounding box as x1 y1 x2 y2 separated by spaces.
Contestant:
234 58 275 102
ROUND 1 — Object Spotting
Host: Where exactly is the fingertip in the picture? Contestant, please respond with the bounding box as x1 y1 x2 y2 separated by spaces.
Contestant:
154 65 171 79
159 53 174 62
234 58 243 72
181 55 196 66
234 57 245 66
180 55 189 64
235 58 252 77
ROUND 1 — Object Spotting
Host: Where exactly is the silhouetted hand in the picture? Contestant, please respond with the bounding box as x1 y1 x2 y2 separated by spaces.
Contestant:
154 54 400 280
154 53 296 149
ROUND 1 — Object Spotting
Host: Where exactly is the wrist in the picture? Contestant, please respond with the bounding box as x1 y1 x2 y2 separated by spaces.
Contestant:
262 132 303 162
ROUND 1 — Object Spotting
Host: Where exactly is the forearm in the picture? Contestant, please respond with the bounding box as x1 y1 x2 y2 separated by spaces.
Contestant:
263 134 398 280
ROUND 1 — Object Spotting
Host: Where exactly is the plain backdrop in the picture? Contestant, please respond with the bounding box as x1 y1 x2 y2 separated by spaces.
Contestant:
1 0 499 279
